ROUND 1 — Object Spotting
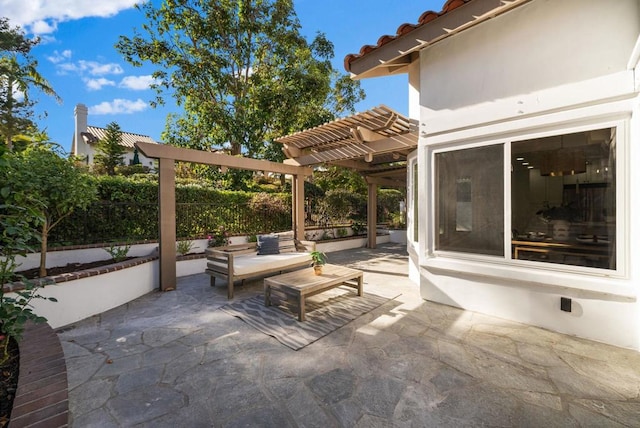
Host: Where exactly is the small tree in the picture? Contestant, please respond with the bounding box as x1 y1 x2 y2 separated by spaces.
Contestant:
94 122 126 175
0 147 56 364
1 144 98 276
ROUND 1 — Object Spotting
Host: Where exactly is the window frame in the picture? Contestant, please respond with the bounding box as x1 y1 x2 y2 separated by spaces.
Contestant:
426 116 628 280
407 150 418 245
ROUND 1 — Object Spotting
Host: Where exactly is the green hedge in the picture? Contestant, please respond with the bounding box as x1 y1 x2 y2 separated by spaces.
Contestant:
47 175 405 246
48 176 292 246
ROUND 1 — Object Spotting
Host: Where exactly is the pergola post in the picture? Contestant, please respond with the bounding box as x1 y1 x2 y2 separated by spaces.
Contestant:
158 157 176 291
292 175 305 240
367 181 377 249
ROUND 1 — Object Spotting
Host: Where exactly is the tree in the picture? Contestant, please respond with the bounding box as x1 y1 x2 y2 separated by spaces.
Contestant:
0 17 36 54
0 18 60 150
0 144 56 364
116 0 364 161
1 143 98 276
94 121 127 175
314 165 367 195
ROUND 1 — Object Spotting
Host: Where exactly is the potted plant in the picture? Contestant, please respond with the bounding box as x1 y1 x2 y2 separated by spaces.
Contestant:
310 251 327 275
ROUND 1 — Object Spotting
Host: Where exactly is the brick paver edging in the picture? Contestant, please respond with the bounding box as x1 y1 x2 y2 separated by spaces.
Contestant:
9 322 68 428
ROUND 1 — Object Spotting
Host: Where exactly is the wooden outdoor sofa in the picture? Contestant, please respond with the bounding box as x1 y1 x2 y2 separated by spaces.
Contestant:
205 231 316 299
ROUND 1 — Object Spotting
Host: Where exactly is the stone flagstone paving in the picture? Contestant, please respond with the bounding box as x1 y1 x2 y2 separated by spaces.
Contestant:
58 244 640 427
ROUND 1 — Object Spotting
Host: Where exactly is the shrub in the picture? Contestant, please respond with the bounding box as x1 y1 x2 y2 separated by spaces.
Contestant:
378 188 404 222
351 220 366 235
176 240 194 255
318 189 366 225
105 243 131 262
248 192 289 214
208 226 230 247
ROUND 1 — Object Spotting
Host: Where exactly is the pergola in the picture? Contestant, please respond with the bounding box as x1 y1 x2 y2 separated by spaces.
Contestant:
275 105 418 248
136 105 417 292
135 142 312 291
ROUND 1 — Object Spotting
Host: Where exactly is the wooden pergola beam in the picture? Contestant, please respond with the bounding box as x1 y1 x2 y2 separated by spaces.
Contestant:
365 175 405 188
136 142 312 176
282 134 416 167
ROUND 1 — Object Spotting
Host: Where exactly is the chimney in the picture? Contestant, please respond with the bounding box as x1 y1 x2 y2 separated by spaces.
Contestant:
73 103 88 155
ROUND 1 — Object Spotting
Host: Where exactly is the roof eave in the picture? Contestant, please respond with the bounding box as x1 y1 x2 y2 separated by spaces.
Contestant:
347 0 532 78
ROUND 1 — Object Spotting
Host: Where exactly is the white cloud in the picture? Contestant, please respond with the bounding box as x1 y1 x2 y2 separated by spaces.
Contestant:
47 50 72 64
90 98 148 115
57 60 123 76
2 0 143 35
84 77 116 91
120 75 158 90
29 19 57 34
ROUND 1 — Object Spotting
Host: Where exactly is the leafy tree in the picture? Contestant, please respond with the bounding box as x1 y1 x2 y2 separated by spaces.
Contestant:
0 18 60 150
0 144 55 363
1 144 98 276
0 17 35 54
314 165 367 195
94 121 127 175
116 0 364 161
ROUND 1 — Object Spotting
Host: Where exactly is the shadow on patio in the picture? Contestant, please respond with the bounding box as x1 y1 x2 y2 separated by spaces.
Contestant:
59 243 640 427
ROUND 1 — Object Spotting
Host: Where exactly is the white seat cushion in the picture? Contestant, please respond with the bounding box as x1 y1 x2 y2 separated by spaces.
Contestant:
233 252 311 276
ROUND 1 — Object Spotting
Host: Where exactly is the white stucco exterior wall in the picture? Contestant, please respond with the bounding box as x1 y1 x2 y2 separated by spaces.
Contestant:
414 0 640 350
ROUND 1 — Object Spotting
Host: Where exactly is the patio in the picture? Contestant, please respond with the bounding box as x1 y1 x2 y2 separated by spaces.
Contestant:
59 243 640 427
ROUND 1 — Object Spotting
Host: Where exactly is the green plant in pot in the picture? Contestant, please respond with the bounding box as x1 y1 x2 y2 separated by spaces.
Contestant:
310 251 327 275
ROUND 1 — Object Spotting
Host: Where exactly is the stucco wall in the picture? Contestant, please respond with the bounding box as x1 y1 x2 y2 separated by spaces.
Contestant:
420 0 639 115
414 0 640 350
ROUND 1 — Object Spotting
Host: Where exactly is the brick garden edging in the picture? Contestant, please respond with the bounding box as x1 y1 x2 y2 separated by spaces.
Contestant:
9 322 68 428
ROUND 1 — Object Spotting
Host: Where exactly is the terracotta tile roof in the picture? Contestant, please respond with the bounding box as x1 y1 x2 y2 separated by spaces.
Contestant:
344 0 529 77
83 125 158 149
344 0 471 73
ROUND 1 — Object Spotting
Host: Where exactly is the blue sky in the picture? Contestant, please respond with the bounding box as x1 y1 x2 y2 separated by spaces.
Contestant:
3 0 442 153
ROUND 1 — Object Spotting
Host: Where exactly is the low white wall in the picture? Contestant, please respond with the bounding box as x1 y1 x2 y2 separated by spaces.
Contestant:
316 234 390 253
176 257 207 277
12 234 393 329
388 230 407 244
420 269 639 351
13 239 214 271
27 260 159 328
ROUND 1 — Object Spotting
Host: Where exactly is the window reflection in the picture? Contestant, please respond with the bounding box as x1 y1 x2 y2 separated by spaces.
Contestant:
436 144 504 256
511 128 616 269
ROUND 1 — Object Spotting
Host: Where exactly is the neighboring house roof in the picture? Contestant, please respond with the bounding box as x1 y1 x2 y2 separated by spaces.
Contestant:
81 126 158 149
344 0 531 78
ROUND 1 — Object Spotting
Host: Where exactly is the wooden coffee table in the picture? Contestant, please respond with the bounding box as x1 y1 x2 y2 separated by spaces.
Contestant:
264 264 364 321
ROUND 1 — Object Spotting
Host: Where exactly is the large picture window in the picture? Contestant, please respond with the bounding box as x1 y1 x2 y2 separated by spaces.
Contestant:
433 127 617 271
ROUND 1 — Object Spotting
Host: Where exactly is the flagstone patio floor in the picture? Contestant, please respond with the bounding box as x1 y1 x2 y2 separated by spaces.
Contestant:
58 243 640 427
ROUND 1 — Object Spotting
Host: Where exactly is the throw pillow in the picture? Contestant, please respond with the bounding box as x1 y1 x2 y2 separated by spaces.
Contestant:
257 234 280 255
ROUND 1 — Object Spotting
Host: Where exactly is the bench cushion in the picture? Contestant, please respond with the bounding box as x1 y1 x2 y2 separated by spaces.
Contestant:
232 252 311 276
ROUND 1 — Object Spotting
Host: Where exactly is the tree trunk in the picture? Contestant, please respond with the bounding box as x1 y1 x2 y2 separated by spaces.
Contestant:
39 222 48 278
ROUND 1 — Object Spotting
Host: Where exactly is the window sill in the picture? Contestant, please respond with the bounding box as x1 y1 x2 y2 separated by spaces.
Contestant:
421 255 635 302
